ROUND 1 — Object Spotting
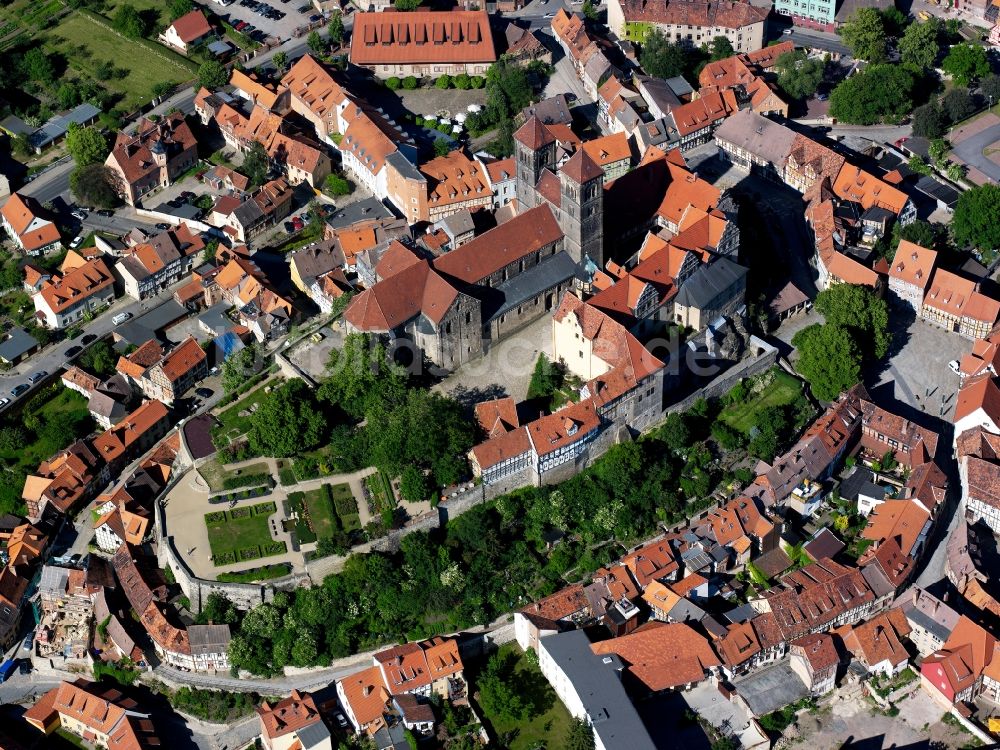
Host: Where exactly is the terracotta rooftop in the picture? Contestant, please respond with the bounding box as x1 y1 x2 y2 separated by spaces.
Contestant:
351 10 496 65
591 621 721 691
257 690 323 739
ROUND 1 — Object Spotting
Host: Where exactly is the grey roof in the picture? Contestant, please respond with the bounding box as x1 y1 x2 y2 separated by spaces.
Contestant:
323 197 395 230
31 103 101 149
439 209 475 239
540 630 658 750
632 117 674 151
754 547 792 578
583 51 613 86
714 110 797 168
199 302 234 336
665 76 694 98
675 257 748 309
188 623 231 655
915 175 960 207
289 239 346 284
151 202 202 220
0 115 34 136
385 151 424 183
485 251 577 323
861 561 895 599
88 392 126 422
114 300 187 346
734 660 809 717
39 565 70 598
523 94 573 126
0 327 38 363
723 603 759 624
232 199 265 228
667 598 706 622
900 588 960 644
296 721 333 750
682 550 714 573
637 75 684 113
838 467 885 504
208 39 233 55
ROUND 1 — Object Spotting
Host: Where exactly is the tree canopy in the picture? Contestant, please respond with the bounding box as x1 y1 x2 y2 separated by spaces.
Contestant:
840 8 888 62
112 4 148 38
942 43 990 87
66 123 108 167
792 323 862 401
248 379 327 457
898 18 941 71
221 343 260 394
198 60 229 90
168 0 194 20
943 88 976 123
709 35 734 61
69 165 119 209
328 12 344 44
952 184 1000 253
241 142 269 188
829 64 914 124
911 103 947 138
318 333 408 420
640 29 687 79
815 283 891 359
774 50 825 100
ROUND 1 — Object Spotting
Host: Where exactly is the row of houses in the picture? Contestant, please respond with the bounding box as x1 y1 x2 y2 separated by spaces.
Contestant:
510 377 953 743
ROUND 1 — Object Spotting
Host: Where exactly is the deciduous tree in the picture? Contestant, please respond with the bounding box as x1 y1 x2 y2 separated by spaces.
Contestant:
792 323 862 401
815 282 891 359
168 0 194 20
942 43 990 86
709 35 734 61
943 87 976 122
640 29 687 79
328 12 344 44
69 164 119 209
829 64 913 124
66 123 108 167
241 141 269 188
197 60 229 90
840 8 888 62
774 50 825 100
953 184 1000 253
112 4 147 38
248 379 327 457
912 103 947 138
899 18 940 71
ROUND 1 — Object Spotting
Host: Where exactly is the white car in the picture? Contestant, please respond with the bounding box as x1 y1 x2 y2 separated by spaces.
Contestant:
948 360 961 374
69 235 84 249
0 398 8 408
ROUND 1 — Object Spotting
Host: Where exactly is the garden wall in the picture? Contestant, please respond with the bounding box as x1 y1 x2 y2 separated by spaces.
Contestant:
155 473 307 614
664 341 780 415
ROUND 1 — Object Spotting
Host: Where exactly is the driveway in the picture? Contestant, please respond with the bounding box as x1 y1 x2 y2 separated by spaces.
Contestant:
950 113 1000 185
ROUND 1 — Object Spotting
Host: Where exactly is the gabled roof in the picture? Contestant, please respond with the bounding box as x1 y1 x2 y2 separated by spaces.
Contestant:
890 240 937 290
256 690 324 739
168 9 212 43
350 10 496 66
36 257 114 315
591 621 721 691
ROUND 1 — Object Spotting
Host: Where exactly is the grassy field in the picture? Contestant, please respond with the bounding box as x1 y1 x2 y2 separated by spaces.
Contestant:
204 502 285 566
719 369 805 433
478 643 574 750
287 483 353 542
199 460 270 493
306 486 337 539
43 10 197 111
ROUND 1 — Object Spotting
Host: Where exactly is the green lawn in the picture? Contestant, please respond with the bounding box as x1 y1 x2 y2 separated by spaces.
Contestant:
365 471 395 512
478 643 574 750
204 503 286 566
719 369 805 433
198 460 270 493
306 486 338 539
213 385 273 443
45 10 197 111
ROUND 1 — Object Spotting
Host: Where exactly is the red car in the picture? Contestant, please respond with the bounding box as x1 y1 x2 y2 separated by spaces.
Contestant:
291 216 304 231
235 20 248 30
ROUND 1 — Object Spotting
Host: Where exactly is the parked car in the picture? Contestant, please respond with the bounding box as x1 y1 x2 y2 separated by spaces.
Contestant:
97 209 114 217
949 360 961 374
0 398 9 408
82 333 97 344
181 191 196 200
18 660 30 675
71 209 87 221
66 345 81 357
28 370 47 384
10 384 29 398
335 713 348 728
195 387 214 399
112 312 133 326
291 216 304 231
70 235 84 249
155 222 171 230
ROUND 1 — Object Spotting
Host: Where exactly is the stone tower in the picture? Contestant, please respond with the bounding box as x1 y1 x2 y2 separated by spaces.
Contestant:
558 149 604 269
513 116 556 211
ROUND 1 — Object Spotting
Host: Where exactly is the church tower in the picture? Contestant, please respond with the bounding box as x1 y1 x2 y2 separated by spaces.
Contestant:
513 116 556 211
558 149 604 269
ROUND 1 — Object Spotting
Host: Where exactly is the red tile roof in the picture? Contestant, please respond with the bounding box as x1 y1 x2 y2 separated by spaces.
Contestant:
591 621 721 690
257 690 323 739
350 10 496 66
168 9 212 43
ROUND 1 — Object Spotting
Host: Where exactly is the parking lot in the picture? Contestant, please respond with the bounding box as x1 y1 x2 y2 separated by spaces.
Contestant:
198 0 323 45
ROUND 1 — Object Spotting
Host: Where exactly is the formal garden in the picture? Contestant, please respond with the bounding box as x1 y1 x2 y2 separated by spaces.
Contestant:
203 501 286 567
283 482 360 548
199 459 271 495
